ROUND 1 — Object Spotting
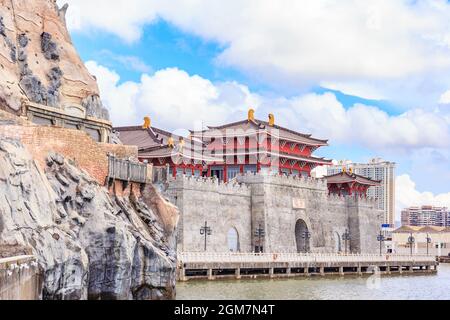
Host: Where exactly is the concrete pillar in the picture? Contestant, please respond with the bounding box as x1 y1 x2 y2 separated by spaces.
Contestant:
357 266 362 275
269 268 274 279
320 266 325 276
339 266 344 276
304 266 310 277
387 266 391 275
235 268 241 280
179 268 187 281
399 265 403 274
286 267 291 277
438 244 442 257
208 269 213 280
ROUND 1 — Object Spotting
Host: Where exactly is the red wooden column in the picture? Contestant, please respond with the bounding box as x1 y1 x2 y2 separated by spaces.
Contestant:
172 165 177 178
224 164 228 182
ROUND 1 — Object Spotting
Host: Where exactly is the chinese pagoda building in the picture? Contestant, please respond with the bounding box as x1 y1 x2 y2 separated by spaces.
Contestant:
190 109 332 182
325 169 381 197
115 117 221 178
115 110 333 182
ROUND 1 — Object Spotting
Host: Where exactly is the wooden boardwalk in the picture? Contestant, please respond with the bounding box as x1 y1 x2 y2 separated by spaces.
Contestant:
177 252 439 281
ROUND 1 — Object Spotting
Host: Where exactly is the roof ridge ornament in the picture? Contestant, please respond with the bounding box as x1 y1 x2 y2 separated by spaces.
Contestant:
143 116 151 129
248 108 255 122
268 113 275 127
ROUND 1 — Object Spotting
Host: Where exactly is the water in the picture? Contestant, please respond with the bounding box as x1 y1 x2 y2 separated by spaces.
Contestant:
177 264 450 300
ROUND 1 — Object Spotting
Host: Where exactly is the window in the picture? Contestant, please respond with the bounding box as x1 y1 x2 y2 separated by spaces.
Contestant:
227 166 240 180
244 165 257 174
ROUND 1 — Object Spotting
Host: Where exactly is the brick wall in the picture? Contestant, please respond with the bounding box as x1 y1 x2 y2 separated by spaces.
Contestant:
0 124 138 185
99 143 139 160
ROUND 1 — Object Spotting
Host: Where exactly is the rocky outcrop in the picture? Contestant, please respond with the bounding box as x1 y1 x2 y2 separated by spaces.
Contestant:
0 138 179 300
0 0 109 120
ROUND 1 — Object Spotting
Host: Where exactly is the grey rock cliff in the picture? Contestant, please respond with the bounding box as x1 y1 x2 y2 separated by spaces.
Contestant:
0 138 177 300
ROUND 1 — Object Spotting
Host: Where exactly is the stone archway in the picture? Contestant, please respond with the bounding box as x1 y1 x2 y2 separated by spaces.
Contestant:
334 232 342 253
295 219 310 253
227 227 240 252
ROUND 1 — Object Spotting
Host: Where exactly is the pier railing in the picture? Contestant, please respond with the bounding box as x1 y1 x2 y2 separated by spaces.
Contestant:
178 252 437 264
0 255 41 300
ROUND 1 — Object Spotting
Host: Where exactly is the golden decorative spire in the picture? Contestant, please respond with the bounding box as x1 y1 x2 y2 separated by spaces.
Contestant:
248 108 255 122
349 167 353 174
179 137 185 150
342 167 347 173
143 116 151 129
268 113 275 127
168 137 175 148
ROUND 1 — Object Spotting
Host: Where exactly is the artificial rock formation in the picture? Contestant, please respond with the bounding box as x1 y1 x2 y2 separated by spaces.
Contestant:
0 137 178 300
0 0 109 119
0 0 180 300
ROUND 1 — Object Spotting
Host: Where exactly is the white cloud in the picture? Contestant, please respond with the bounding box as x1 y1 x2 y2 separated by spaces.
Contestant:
61 0 450 105
396 174 450 220
439 90 450 104
86 61 259 130
87 61 450 150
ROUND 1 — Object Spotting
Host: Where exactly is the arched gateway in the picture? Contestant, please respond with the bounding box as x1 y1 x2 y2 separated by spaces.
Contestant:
295 220 310 253
227 228 240 252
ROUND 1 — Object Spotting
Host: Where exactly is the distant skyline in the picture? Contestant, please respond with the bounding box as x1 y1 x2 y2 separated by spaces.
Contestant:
60 0 450 216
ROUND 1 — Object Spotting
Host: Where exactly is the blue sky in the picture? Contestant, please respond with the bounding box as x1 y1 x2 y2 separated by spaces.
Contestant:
62 0 450 215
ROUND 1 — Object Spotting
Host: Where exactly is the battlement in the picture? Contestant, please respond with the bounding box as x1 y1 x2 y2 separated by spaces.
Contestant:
237 172 328 191
168 175 251 196
327 193 379 208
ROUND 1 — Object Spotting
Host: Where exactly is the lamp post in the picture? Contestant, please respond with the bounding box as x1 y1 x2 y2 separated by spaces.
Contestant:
426 233 432 256
377 231 385 256
408 233 415 256
200 221 212 252
254 224 265 253
342 229 351 255
302 231 312 253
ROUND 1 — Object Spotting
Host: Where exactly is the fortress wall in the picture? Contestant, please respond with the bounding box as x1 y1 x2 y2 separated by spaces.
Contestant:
347 197 383 254
163 172 383 254
164 176 252 252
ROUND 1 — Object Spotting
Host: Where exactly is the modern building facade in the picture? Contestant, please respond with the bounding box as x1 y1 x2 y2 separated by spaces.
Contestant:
327 158 396 227
401 206 450 227
116 110 384 254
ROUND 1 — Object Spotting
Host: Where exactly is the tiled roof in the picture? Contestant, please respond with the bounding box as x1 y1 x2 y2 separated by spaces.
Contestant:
325 172 381 186
191 119 329 146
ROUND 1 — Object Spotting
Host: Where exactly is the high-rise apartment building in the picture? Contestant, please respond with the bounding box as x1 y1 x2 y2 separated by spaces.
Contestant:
327 158 396 226
401 206 450 227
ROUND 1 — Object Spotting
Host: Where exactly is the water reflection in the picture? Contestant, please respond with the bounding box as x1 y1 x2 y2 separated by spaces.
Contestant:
177 264 450 300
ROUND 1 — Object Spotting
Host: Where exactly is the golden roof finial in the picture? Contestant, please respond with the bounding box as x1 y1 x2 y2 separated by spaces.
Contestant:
168 137 175 148
179 137 185 150
143 116 151 129
349 167 353 174
268 113 275 127
342 167 347 173
248 108 255 122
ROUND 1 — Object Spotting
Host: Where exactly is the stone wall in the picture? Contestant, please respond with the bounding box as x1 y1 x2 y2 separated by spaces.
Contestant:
164 172 383 254
164 176 252 252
